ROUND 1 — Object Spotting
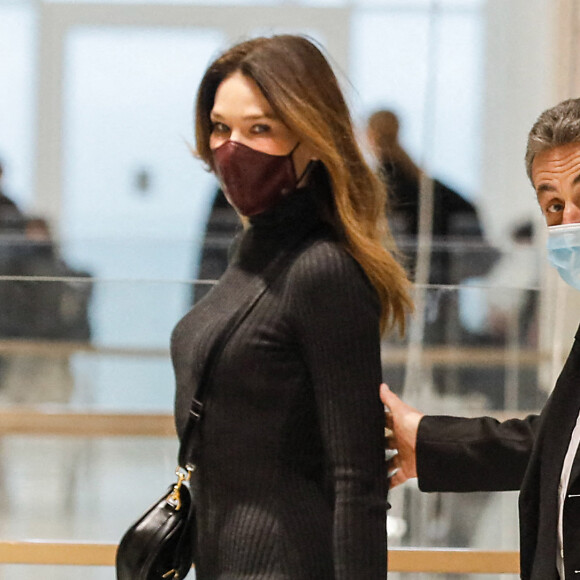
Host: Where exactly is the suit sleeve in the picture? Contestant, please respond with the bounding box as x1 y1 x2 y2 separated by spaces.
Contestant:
290 243 387 580
417 414 540 492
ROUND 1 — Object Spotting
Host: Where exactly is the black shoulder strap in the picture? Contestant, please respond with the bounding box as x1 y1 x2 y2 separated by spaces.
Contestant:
177 238 308 468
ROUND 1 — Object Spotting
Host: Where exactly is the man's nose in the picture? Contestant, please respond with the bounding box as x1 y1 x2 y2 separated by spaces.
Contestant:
562 203 580 224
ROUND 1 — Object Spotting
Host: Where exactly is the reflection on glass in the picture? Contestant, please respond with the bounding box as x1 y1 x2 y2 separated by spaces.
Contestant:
62 26 226 288
0 4 35 209
351 5 483 200
0 268 543 562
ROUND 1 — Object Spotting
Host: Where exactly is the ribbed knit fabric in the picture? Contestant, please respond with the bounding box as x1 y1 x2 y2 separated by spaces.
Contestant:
171 175 388 579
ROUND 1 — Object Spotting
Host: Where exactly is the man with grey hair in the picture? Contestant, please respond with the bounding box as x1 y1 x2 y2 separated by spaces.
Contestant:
382 97 580 580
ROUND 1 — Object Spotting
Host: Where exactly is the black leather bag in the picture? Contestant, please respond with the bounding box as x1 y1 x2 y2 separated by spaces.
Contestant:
115 239 307 580
116 468 196 579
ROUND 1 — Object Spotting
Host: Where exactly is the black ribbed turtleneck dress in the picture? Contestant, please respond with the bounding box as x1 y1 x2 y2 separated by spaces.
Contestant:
171 174 388 579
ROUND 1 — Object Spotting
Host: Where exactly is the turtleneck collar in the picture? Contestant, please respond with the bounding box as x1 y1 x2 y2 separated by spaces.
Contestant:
232 164 332 271
248 185 319 234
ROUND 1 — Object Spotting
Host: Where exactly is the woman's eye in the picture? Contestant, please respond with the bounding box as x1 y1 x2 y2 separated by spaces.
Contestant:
211 122 229 134
251 124 271 135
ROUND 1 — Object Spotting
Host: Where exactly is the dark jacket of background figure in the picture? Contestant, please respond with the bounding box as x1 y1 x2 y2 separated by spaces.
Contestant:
191 190 241 304
381 160 495 286
172 166 388 579
0 192 25 231
0 235 92 341
415 323 580 580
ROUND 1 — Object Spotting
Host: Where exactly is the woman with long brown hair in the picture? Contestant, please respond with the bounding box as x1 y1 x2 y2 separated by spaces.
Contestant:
172 34 412 578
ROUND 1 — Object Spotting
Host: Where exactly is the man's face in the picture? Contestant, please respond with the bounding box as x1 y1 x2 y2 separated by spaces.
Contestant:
533 142 580 226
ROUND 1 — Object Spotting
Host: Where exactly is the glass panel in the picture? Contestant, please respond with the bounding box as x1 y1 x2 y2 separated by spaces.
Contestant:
0 436 178 541
0 274 544 551
351 7 483 199
62 26 224 241
0 4 35 210
0 234 541 411
380 280 543 577
0 247 537 580
62 27 227 346
425 11 483 197
0 240 213 411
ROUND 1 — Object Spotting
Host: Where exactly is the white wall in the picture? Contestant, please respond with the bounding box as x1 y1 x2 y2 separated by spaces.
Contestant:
479 0 559 244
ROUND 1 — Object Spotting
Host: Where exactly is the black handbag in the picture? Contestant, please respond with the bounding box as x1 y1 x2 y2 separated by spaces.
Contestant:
115 468 196 579
116 241 306 580
115 347 212 579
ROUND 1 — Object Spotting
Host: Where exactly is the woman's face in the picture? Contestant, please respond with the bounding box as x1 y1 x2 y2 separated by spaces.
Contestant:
209 71 313 176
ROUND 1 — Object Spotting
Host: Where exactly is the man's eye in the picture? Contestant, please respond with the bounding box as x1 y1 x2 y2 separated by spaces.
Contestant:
547 202 564 214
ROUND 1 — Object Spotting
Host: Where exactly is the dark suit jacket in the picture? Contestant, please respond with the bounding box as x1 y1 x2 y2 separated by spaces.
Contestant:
416 324 580 579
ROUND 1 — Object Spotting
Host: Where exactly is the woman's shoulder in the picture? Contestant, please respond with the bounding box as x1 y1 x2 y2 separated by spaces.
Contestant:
287 234 374 297
283 234 380 329
292 235 354 271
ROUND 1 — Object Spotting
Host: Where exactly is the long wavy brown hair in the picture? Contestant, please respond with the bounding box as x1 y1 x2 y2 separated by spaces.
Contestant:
195 34 413 334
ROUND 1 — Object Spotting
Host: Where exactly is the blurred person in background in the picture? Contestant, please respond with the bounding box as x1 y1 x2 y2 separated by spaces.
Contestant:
367 110 503 411
0 158 26 393
0 160 25 232
366 109 495 286
0 216 92 405
190 186 240 304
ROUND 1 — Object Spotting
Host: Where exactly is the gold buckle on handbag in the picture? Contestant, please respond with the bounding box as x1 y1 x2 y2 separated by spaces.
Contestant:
166 466 194 511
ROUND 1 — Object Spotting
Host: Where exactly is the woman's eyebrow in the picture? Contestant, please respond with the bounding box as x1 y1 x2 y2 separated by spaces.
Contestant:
242 112 276 121
210 111 276 121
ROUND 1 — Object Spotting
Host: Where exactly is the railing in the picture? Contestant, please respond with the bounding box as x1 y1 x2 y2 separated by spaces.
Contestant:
0 541 519 573
0 338 549 366
0 407 539 438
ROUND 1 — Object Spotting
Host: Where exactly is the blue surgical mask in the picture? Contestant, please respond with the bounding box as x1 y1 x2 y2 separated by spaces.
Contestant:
547 223 580 290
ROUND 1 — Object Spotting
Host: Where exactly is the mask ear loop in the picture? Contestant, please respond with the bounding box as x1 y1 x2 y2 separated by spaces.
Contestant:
297 160 318 188
288 141 309 187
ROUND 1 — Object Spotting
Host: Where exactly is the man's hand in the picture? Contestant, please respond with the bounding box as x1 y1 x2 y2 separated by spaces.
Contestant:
380 383 423 488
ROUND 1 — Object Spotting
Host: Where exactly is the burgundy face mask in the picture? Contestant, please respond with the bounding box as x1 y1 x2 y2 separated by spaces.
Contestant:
212 140 300 217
